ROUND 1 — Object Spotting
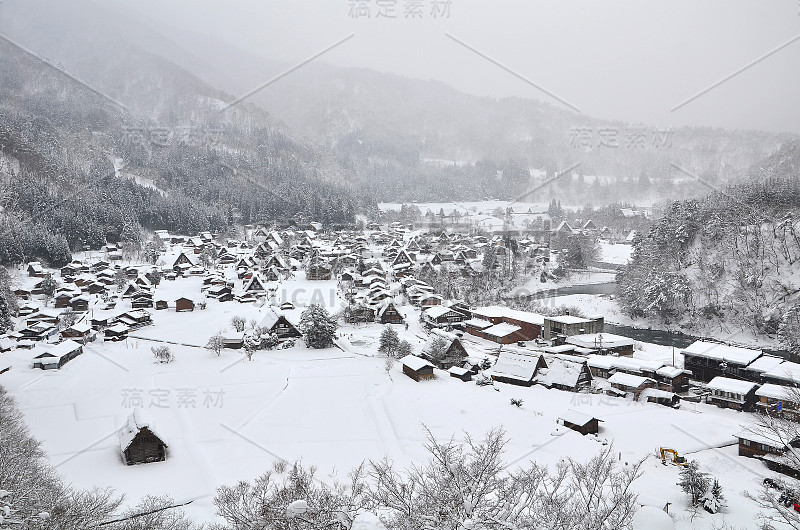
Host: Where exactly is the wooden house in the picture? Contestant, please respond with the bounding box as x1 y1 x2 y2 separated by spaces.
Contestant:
565 333 634 356
490 351 547 387
481 323 525 345
536 357 592 391
222 332 244 349
706 377 759 411
27 261 46 277
653 366 692 393
155 299 169 310
400 355 435 382
175 297 195 312
172 252 195 271
104 323 129 341
421 306 465 329
118 410 168 465
637 388 681 408
680 340 762 383
420 329 468 370
30 340 83 370
259 308 302 339
243 274 268 294
131 293 153 309
207 285 233 302
469 307 544 343
756 384 800 422
448 366 472 382
607 372 656 399
736 432 800 476
61 322 94 344
558 410 601 435
377 301 404 324
54 293 74 309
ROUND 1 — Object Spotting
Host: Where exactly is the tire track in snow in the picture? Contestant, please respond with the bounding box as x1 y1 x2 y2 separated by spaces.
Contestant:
366 377 407 458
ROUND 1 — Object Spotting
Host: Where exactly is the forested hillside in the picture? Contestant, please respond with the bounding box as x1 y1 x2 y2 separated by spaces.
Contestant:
617 142 800 344
0 27 368 267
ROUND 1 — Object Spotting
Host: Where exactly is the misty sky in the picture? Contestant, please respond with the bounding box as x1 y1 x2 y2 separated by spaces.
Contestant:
95 1 800 134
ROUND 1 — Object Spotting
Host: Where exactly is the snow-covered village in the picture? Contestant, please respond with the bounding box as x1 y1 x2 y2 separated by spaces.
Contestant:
2 2 800 530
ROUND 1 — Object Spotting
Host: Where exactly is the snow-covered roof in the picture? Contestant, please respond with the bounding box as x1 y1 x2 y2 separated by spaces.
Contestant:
490 351 542 382
546 315 593 325
763 362 800 384
706 376 759 394
543 344 578 354
259 307 294 329
471 306 545 326
745 355 785 373
400 355 434 371
639 388 677 400
106 323 129 334
587 354 665 374
756 383 794 401
423 306 456 319
462 318 492 329
655 366 685 379
734 431 787 450
558 409 599 427
607 372 654 388
448 366 470 376
31 339 82 360
66 321 92 334
118 409 168 452
536 358 586 388
430 328 458 343
681 340 762 365
482 323 521 338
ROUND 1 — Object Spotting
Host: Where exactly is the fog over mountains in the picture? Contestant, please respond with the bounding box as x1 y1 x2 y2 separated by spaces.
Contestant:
1 0 795 212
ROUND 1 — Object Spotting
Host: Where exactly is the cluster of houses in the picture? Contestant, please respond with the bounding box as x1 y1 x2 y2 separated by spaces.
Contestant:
679 340 800 416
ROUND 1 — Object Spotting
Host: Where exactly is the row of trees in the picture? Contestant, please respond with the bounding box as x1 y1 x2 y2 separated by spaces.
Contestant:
210 428 643 530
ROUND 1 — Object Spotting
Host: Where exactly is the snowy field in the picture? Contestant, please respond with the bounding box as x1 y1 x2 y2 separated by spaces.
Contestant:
599 241 633 265
0 259 783 528
0 286 779 529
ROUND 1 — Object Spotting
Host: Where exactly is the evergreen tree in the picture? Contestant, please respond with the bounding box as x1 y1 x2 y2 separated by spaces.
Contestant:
397 340 413 358
702 478 726 514
378 326 400 358
299 304 338 349
0 290 12 334
427 336 449 361
677 461 710 507
40 273 57 298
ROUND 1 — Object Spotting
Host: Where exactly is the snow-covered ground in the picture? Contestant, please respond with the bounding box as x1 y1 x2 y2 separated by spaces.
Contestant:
599 241 633 265
0 251 785 528
506 270 617 299
0 280 779 529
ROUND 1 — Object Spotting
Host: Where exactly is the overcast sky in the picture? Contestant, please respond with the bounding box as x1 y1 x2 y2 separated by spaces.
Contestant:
113 0 800 133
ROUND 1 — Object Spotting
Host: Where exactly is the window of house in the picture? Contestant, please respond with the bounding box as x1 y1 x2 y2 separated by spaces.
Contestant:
742 439 750 446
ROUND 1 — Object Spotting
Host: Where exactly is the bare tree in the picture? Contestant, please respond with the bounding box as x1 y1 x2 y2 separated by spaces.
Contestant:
151 345 174 364
368 427 643 530
206 331 226 356
744 386 800 529
211 461 367 530
231 316 247 333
